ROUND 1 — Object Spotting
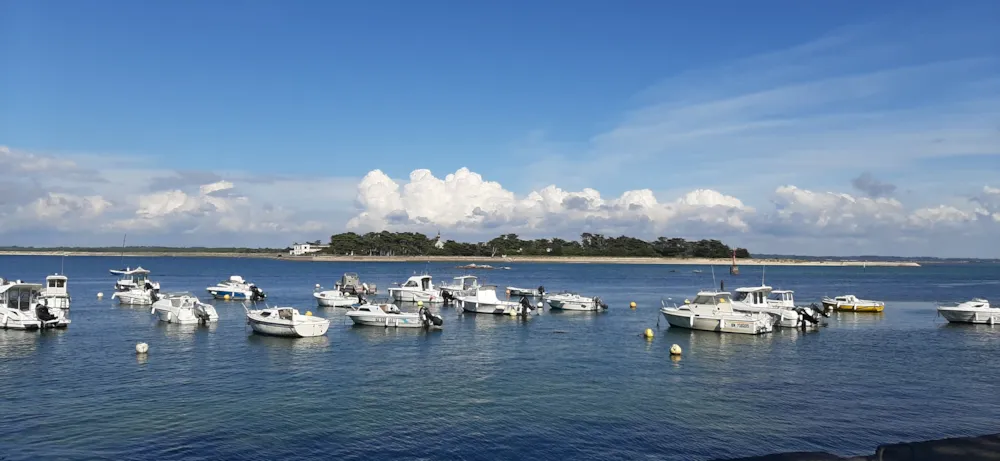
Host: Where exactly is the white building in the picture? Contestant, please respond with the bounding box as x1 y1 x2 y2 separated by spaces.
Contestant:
289 242 328 256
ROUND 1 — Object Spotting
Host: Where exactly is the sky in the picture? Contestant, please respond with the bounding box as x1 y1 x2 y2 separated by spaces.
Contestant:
1 1 999 256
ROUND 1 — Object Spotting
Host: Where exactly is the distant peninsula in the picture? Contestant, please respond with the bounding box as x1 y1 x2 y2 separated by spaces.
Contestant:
0 231 943 267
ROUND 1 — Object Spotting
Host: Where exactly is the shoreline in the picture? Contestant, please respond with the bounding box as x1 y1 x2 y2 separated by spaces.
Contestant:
0 251 921 267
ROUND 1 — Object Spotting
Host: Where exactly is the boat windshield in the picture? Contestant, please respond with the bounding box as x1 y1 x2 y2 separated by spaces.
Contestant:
732 292 751 302
403 280 418 288
692 294 730 305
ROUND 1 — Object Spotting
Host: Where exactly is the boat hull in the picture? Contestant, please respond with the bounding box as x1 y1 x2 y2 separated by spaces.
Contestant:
388 289 441 304
346 313 426 328
0 311 41 330
208 289 251 300
661 309 772 335
548 300 600 311
938 308 999 324
113 291 154 305
458 299 519 315
314 291 356 308
248 318 330 337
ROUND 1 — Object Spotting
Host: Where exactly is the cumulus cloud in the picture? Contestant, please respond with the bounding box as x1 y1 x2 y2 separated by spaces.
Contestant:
851 172 897 198
348 168 751 237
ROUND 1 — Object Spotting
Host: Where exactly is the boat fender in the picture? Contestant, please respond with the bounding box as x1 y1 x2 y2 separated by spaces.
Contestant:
643 328 654 339
669 344 682 356
305 311 313 316
136 342 149 354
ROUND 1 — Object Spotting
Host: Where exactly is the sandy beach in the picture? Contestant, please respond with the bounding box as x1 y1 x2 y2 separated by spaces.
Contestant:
0 250 921 267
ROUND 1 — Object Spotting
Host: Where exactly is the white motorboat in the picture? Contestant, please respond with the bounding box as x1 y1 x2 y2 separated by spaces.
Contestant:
345 302 443 328
151 292 219 324
388 275 442 304
110 267 161 305
439 275 481 297
660 291 774 335
245 306 330 337
938 299 998 325
0 278 43 330
506 286 545 297
36 274 71 328
313 289 359 308
206 275 266 301
730 285 811 328
544 292 607 311
456 285 535 316
110 266 160 292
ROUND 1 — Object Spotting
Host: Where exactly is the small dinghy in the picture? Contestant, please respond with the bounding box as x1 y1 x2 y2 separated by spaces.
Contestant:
206 275 266 301
938 299 998 325
245 305 330 337
346 302 443 328
151 292 219 324
660 291 773 335
544 292 607 311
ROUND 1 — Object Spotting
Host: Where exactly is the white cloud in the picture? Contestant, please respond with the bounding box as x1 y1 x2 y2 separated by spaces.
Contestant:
348 168 752 237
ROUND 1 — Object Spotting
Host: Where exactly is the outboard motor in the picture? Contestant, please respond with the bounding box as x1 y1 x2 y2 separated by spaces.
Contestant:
441 290 455 306
35 302 58 322
419 306 444 328
519 296 533 311
813 302 832 317
249 285 266 301
796 307 820 327
595 297 608 309
537 285 545 297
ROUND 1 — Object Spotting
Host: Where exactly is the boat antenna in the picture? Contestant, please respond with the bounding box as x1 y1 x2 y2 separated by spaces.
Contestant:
120 233 127 268
762 264 766 287
61 253 66 275
711 265 717 291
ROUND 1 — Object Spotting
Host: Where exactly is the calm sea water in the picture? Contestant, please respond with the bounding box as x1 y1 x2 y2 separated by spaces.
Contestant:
1 256 998 460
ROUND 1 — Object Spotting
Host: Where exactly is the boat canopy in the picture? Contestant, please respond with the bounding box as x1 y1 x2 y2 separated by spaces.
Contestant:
110 267 150 275
229 275 246 283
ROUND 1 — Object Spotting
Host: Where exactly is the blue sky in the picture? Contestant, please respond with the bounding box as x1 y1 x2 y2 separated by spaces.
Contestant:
1 1 999 256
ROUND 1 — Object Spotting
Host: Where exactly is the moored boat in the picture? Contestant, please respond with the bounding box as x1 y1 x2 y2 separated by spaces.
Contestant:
36 274 72 328
506 286 545 297
0 278 43 330
660 291 774 335
937 299 998 325
544 292 607 311
388 275 442 304
110 267 161 305
822 295 884 313
245 306 330 337
345 302 443 328
456 285 535 316
313 289 358 308
206 275 266 301
151 292 219 324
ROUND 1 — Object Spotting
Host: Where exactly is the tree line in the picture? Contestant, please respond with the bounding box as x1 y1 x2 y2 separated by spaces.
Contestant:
324 231 751 259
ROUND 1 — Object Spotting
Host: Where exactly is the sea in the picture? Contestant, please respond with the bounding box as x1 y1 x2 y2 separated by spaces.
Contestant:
1 255 998 460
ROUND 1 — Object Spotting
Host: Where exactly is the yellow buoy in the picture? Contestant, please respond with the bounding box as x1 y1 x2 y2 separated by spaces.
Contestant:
417 301 424 307
508 309 518 317
629 301 637 309
670 344 682 356
643 328 654 339
135 342 149 354
305 311 313 316
223 294 231 300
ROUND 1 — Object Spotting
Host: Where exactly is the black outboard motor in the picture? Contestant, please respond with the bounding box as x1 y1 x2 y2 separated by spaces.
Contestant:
35 303 57 322
595 297 608 309
249 285 266 301
796 307 820 327
813 302 832 317
441 290 455 306
419 306 444 328
519 296 533 311
537 285 545 297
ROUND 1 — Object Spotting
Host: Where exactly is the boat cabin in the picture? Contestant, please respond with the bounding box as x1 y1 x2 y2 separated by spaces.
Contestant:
733 286 774 307
401 275 433 291
452 275 479 290
0 279 42 311
44 274 69 296
768 290 795 308
112 267 153 288
227 275 246 284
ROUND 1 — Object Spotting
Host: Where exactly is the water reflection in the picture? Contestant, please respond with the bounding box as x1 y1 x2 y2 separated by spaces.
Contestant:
246 333 330 351
830 312 885 327
0 330 40 359
347 325 440 343
156 321 218 340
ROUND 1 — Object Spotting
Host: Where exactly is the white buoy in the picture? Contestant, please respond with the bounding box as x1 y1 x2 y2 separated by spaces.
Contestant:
536 302 543 309
670 344 682 356
135 342 149 354
97 292 104 299
315 283 321 289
